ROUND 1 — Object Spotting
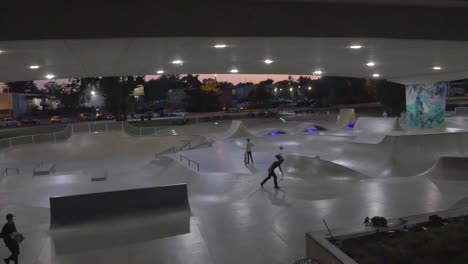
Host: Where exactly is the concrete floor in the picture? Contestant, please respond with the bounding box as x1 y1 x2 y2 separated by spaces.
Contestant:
0 118 467 264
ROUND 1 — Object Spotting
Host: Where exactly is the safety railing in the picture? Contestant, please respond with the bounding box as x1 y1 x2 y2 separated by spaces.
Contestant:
180 155 200 171
0 125 72 151
0 121 206 152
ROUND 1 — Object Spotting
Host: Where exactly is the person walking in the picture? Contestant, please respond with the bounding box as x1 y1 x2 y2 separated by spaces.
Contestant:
261 155 284 189
1 214 20 264
245 138 254 165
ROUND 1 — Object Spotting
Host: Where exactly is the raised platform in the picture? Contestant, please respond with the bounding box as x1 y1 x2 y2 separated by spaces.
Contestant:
49 183 189 227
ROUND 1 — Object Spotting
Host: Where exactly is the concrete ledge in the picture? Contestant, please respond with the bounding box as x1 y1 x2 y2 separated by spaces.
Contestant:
33 163 56 176
49 184 189 227
306 233 357 264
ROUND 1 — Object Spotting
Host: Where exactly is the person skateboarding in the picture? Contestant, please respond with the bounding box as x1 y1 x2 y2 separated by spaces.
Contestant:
261 155 284 189
1 214 20 264
245 138 254 165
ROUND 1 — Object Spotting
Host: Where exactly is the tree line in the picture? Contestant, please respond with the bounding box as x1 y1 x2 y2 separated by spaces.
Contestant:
1 74 406 118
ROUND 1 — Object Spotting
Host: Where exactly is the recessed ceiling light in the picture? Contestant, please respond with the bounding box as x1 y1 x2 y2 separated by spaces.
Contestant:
0 50 4 54
313 70 323 75
366 62 375 67
171 60 183 65
372 73 380 78
308 87 312 90
349 45 363 49
45 74 55 79
214 44 228 49
230 69 239 73
264 59 274 64
433 66 442 70
29 65 40 69
157 70 164 74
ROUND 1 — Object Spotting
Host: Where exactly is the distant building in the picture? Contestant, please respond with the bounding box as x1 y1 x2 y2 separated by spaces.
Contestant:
0 93 49 118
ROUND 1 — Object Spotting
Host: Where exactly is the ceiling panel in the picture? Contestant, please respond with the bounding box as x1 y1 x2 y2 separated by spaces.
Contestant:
1 37 468 84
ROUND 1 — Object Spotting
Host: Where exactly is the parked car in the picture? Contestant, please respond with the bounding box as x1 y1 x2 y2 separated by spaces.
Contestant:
0 118 19 127
139 111 160 120
127 112 140 120
104 113 115 120
224 106 241 113
50 116 72 124
79 113 96 122
19 118 40 125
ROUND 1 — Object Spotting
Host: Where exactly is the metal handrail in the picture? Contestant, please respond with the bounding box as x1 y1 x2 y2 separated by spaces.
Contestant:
190 140 213 150
155 146 176 157
2 167 19 176
180 155 200 171
176 141 192 152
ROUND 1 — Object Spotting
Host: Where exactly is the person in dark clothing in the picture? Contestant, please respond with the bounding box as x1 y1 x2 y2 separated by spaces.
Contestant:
261 155 284 189
1 214 19 264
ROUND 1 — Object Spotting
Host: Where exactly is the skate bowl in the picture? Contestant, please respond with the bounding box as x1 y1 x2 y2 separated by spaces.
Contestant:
337 131 468 177
351 117 402 144
50 183 189 227
455 107 468 116
352 117 401 134
217 120 254 139
336 108 356 129
283 155 367 180
420 156 468 181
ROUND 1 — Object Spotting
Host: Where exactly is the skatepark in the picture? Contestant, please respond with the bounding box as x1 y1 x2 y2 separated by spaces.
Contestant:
1 112 468 264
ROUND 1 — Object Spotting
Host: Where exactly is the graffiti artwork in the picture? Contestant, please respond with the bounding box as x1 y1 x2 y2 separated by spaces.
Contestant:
406 82 447 128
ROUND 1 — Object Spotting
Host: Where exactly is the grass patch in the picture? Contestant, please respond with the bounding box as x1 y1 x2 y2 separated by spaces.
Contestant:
341 216 468 264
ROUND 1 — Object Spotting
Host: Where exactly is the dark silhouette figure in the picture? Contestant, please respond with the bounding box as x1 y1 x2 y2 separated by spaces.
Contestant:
1 214 19 264
245 138 254 165
261 155 284 189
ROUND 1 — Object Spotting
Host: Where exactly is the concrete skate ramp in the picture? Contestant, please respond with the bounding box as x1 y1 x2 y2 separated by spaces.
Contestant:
353 117 401 134
288 122 327 134
336 108 356 128
256 128 288 137
283 155 366 179
218 120 254 139
50 184 189 227
451 197 468 209
455 107 468 116
337 132 468 177
421 156 468 181
351 117 401 144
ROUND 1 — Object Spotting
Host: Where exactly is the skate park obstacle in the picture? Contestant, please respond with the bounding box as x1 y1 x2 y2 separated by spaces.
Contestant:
50 183 189 227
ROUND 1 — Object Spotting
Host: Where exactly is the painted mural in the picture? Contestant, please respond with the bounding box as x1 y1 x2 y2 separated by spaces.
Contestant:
406 82 447 128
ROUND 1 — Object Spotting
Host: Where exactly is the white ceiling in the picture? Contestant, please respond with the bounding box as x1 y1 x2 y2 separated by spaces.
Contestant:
1 37 468 84
272 0 468 7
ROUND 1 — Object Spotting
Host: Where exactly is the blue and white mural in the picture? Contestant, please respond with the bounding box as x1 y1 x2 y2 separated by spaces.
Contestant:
406 82 447 128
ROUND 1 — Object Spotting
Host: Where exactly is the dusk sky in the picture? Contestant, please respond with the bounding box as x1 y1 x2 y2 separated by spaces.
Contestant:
1 74 319 92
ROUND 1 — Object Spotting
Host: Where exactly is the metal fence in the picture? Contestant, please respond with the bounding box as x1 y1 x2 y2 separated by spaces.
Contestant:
0 126 73 150
0 121 208 151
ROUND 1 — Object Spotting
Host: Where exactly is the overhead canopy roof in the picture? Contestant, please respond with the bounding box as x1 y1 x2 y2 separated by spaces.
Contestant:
1 1 468 84
1 37 467 84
